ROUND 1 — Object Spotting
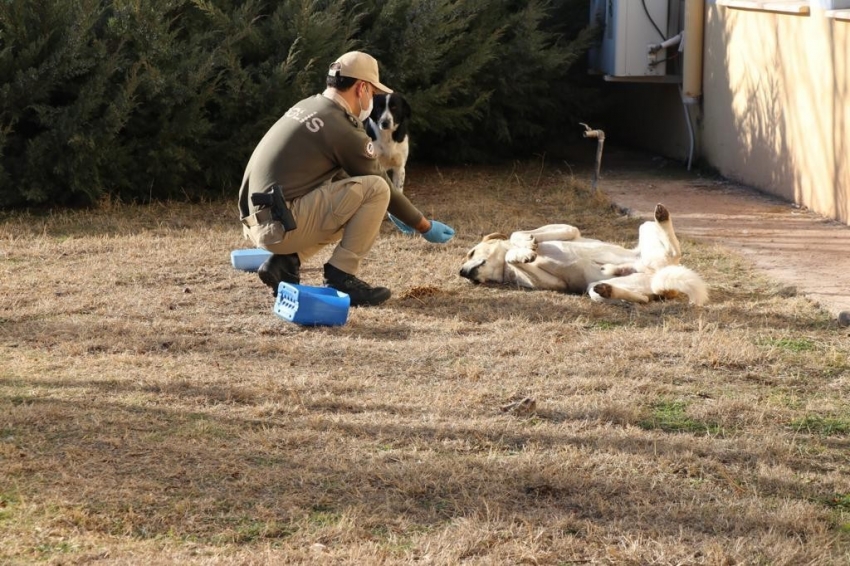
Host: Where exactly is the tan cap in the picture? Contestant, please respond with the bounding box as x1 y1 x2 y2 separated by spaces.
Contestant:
329 51 393 94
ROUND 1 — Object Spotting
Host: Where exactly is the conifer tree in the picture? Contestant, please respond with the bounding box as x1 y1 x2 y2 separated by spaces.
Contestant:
359 0 598 162
0 0 598 206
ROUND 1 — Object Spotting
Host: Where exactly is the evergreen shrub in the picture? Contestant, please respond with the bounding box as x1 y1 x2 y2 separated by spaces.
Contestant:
0 0 597 207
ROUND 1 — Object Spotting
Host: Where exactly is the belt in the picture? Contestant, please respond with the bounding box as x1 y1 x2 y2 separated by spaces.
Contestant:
240 208 273 228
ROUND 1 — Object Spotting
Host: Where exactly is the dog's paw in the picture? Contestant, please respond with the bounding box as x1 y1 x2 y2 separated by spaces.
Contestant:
592 283 614 299
509 232 538 251
601 264 636 277
506 248 537 264
601 264 618 277
656 289 682 301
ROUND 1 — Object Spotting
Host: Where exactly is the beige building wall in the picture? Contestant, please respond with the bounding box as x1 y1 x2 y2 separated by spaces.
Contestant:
601 3 849 226
701 3 849 224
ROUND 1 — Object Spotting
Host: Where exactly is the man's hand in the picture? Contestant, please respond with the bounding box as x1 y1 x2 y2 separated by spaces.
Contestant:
422 220 455 243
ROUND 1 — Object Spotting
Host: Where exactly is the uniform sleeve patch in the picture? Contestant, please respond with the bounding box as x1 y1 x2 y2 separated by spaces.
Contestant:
365 141 376 158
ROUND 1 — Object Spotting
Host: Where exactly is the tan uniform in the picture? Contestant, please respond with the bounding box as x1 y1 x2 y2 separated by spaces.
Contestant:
238 92 424 274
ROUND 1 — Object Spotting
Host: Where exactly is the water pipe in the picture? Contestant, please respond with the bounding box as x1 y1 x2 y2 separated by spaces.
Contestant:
682 0 705 104
648 32 683 64
680 0 705 170
580 123 605 193
680 86 696 171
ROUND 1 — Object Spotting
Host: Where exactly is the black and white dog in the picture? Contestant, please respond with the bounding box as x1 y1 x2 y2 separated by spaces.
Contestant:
365 93 411 192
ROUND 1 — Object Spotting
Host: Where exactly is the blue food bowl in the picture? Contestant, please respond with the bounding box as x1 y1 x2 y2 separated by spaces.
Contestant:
231 248 273 272
274 283 350 327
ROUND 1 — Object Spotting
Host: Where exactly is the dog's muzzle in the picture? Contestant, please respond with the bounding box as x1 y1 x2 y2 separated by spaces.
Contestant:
459 259 485 283
380 119 392 130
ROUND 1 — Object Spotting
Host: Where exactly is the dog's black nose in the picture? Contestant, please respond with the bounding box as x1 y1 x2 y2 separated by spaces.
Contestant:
460 258 485 282
380 120 391 129
459 266 479 281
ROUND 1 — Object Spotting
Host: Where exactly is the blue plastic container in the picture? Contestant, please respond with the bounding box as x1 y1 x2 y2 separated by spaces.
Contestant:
274 283 350 326
230 248 273 272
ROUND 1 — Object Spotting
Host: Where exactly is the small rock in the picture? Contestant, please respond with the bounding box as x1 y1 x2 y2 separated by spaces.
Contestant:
838 311 850 328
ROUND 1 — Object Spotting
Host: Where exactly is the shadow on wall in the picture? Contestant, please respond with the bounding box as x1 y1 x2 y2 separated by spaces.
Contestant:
591 6 849 225
606 81 693 162
705 6 849 223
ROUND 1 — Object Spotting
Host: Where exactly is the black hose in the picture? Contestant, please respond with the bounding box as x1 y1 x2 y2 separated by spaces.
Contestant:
642 0 667 41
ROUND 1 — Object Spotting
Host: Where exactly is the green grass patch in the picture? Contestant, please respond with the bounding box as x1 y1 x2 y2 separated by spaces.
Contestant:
790 415 850 436
757 337 816 352
211 517 295 544
825 494 850 511
0 490 18 523
639 400 722 436
234 519 294 543
36 541 76 556
308 508 341 527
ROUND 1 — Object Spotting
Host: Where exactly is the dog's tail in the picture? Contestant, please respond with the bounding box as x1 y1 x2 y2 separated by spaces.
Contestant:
650 265 709 306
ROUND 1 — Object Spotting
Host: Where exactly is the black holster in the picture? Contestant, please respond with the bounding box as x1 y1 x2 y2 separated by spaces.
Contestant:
251 185 296 232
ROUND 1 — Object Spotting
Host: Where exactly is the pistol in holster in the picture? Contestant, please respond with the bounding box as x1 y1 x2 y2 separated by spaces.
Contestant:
250 185 297 232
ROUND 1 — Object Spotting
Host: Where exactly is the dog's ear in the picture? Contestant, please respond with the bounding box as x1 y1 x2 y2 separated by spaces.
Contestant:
482 232 508 242
393 119 408 143
401 96 412 119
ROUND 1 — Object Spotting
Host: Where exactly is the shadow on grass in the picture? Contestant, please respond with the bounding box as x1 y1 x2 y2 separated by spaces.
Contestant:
1 285 834 354
2 388 844 547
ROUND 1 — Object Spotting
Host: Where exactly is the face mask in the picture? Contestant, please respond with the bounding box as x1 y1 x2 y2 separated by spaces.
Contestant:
357 85 373 122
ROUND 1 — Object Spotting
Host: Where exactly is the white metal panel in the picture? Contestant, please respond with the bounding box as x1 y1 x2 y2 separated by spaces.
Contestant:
589 0 670 78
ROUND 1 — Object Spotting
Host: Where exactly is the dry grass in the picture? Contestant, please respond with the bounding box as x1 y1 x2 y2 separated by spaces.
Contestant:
1 161 849 565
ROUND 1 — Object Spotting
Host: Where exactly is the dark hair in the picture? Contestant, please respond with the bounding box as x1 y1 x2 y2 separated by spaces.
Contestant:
326 63 358 91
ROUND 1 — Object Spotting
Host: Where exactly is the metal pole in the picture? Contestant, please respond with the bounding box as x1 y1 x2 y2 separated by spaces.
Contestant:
580 123 606 193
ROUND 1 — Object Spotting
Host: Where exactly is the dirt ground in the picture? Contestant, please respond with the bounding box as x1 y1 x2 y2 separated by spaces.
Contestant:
579 145 850 320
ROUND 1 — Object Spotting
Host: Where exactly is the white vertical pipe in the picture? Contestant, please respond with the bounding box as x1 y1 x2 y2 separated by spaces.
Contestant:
682 0 705 103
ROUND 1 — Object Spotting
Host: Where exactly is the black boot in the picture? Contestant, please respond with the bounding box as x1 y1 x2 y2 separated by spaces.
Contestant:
258 253 300 296
323 263 391 307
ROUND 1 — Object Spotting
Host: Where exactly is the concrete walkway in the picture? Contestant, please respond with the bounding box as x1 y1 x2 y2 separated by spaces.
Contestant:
582 147 850 321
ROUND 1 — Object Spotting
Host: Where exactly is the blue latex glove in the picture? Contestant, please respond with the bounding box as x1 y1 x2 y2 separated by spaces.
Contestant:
388 213 415 235
422 219 455 243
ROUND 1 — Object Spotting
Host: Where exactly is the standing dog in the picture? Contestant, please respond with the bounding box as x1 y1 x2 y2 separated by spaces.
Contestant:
459 204 708 306
365 93 411 191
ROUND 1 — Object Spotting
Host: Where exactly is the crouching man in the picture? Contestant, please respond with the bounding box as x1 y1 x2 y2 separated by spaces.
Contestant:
238 51 454 306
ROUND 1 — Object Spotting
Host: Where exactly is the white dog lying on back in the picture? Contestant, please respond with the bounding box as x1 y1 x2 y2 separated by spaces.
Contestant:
459 204 708 306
